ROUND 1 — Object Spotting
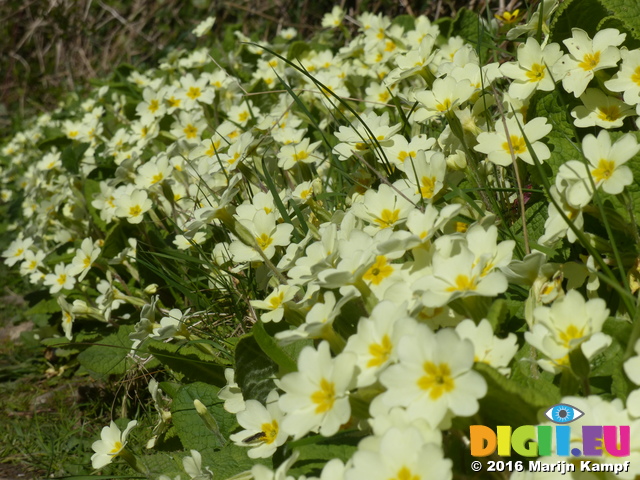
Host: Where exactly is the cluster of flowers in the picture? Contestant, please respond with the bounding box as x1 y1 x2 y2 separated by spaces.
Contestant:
3 1 640 478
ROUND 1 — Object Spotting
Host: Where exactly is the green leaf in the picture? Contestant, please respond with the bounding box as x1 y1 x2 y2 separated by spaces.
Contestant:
61 142 90 175
202 443 269 479
26 297 60 315
485 299 508 332
235 334 278 403
253 321 298 374
287 41 310 61
475 362 560 428
392 15 415 32
171 382 236 454
551 0 608 41
145 339 228 385
530 89 579 178
142 452 183 478
596 0 640 43
77 325 135 379
287 435 359 478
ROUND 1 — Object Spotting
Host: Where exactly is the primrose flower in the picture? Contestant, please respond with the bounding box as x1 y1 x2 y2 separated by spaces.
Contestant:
229 390 287 458
2 236 34 267
229 210 293 263
378 326 487 428
250 285 299 323
414 245 508 308
277 138 322 169
350 183 417 234
413 77 476 121
43 263 77 294
333 111 402 161
321 6 345 28
538 186 585 245
192 16 216 37
346 427 452 480
570 88 634 129
68 238 101 282
455 319 518 375
114 189 153 224
91 420 137 469
474 114 551 166
343 301 417 387
500 37 563 100
556 130 638 208
381 134 436 171
218 368 245 414
554 28 626 97
525 290 611 373
606 49 640 105
279 341 356 439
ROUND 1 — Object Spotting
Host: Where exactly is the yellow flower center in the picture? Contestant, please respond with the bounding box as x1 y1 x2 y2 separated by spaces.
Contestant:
269 291 285 309
167 96 181 108
591 158 615 183
310 378 336 414
632 66 640 87
256 233 273 250
57 274 67 285
363 255 394 285
374 209 400 228
446 274 477 292
129 205 142 217
526 63 546 82
578 51 600 71
183 124 198 139
420 176 436 199
148 99 160 113
293 150 309 162
378 91 390 102
83 255 92 268
14 248 24 257
597 105 621 122
417 361 455 400
186 86 201 100
238 111 249 123
367 334 393 367
559 324 585 349
261 420 279 444
397 151 416 163
436 98 452 112
109 441 123 455
502 135 526 155
390 466 421 480
151 173 164 184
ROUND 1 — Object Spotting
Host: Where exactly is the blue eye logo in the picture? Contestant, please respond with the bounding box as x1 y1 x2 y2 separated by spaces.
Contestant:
545 404 584 424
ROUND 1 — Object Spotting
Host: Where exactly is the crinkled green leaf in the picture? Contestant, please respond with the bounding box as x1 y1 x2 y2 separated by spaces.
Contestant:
253 321 297 374
597 0 640 43
77 325 135 379
235 334 278 404
530 89 580 178
551 0 608 41
145 338 227 385
203 443 269 480
142 452 183 478
171 382 236 455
